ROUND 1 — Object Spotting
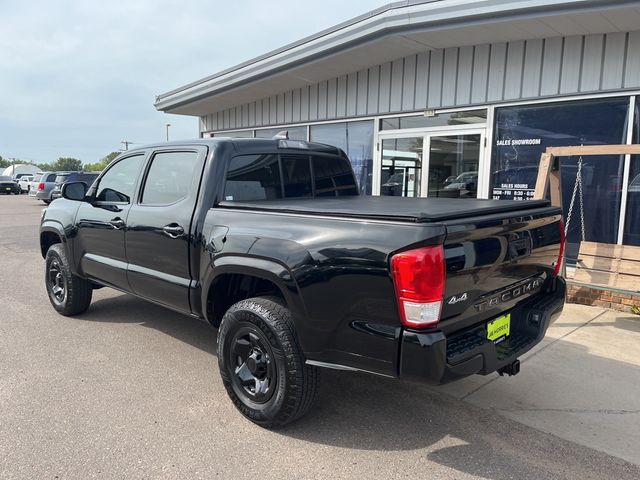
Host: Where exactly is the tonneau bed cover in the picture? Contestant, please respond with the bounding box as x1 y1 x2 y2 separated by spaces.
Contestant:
218 196 556 223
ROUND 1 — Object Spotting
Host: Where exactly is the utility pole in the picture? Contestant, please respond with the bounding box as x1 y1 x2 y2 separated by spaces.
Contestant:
165 123 171 142
121 141 132 151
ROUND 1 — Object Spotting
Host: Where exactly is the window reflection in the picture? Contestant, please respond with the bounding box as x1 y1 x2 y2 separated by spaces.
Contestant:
310 121 374 195
380 137 422 197
491 98 629 262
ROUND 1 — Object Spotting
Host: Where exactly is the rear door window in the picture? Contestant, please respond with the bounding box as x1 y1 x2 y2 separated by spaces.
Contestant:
141 151 199 205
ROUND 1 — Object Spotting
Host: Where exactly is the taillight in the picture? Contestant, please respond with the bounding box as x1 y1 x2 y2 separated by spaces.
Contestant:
554 219 566 276
391 245 446 329
38 182 45 191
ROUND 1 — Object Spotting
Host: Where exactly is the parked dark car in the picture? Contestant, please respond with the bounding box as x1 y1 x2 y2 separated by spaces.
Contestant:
50 172 100 200
40 138 566 428
0 176 21 195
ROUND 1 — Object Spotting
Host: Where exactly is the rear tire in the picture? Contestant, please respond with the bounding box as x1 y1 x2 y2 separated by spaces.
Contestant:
45 244 92 316
217 296 318 428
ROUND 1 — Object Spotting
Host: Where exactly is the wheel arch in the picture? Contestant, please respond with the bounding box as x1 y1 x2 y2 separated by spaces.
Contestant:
40 224 65 259
202 256 306 328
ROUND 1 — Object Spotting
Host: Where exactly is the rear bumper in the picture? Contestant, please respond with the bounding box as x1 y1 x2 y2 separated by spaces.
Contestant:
399 276 566 385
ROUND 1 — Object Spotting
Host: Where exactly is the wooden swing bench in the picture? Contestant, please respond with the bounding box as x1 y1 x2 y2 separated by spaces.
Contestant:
533 144 640 294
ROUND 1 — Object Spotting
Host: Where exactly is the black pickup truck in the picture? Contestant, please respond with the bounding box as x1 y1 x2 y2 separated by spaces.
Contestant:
40 138 565 427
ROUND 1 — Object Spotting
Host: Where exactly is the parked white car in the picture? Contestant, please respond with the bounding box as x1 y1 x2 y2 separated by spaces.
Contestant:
18 175 34 193
29 173 43 197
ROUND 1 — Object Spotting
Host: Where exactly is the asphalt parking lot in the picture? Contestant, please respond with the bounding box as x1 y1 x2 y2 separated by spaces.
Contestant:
1 194 639 480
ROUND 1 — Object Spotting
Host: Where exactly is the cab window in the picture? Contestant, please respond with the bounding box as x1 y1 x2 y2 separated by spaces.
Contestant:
141 151 199 205
95 155 144 203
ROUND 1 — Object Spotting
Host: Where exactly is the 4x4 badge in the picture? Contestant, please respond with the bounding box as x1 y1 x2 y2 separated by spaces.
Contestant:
448 293 468 305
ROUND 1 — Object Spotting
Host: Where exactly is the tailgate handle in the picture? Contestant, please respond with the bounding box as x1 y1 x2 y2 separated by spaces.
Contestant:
508 238 531 260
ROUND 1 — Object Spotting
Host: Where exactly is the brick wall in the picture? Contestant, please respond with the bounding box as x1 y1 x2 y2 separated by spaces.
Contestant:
567 282 640 313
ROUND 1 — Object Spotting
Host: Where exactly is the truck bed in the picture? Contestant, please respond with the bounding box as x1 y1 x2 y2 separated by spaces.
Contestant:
218 196 555 223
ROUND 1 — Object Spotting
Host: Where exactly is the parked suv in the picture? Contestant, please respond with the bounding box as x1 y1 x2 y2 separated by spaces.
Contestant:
35 172 63 204
29 173 43 197
50 172 100 201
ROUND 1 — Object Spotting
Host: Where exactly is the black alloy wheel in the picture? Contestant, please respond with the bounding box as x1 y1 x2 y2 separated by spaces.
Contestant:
47 258 66 305
228 326 277 404
217 297 319 428
44 244 92 316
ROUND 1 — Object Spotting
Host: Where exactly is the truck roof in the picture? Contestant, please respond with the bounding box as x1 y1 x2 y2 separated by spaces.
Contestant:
219 196 558 223
129 138 342 156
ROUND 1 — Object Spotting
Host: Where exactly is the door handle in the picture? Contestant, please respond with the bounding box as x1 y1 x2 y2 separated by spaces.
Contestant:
163 224 185 239
109 218 126 229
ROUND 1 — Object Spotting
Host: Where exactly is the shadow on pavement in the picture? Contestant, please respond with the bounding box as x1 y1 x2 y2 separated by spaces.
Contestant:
73 292 219 356
70 292 640 480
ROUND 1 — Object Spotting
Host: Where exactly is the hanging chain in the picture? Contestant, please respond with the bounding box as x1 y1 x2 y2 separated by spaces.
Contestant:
564 156 586 241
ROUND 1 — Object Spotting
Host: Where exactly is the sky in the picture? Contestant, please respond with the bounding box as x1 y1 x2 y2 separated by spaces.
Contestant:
0 0 386 165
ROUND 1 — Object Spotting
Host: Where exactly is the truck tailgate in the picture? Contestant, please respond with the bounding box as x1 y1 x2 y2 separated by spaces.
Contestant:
439 205 563 336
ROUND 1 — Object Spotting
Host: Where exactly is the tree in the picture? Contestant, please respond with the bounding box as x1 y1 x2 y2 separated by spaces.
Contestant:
83 151 120 172
37 157 82 172
0 156 9 169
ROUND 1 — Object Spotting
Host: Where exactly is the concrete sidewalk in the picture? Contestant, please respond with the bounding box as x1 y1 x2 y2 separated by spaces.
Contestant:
439 304 640 465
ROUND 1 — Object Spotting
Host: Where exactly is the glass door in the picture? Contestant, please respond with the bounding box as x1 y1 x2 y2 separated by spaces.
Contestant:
375 129 485 198
426 132 483 199
379 136 424 197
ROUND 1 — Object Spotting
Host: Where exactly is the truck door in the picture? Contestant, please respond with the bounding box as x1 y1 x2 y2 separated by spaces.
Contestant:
125 147 206 313
74 153 146 290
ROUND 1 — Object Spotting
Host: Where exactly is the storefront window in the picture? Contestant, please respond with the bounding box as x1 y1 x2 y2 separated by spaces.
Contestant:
255 126 307 140
491 98 630 262
380 109 486 131
310 121 374 195
624 100 640 246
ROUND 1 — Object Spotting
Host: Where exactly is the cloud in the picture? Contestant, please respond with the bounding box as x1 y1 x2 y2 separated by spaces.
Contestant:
0 0 385 164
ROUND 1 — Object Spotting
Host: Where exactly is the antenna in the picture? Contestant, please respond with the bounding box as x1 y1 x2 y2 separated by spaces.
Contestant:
272 131 289 140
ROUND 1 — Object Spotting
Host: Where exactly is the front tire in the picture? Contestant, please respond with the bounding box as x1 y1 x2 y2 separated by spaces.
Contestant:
45 244 92 315
217 297 318 428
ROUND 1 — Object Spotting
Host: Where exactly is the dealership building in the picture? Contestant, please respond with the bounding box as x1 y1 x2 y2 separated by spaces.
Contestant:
156 0 640 273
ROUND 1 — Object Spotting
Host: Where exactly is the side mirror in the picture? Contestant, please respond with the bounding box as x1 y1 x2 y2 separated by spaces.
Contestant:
61 181 88 201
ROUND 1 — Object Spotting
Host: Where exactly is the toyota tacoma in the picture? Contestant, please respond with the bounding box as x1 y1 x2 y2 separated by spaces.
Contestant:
40 138 566 427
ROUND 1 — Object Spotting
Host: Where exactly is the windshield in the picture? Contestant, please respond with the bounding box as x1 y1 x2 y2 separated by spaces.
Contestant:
0 176 13 182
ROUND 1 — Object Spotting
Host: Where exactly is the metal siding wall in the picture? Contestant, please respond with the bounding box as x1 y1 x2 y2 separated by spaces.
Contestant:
560 36 583 94
625 31 640 88
367 66 380 114
442 48 458 106
292 89 301 122
602 32 626 90
390 59 404 111
428 49 443 108
402 55 416 111
300 86 310 121
488 43 507 102
522 39 544 97
471 44 490 104
540 37 563 96
504 41 525 99
204 31 640 134
337 75 347 117
347 72 358 116
415 52 429 109
356 69 368 116
456 46 474 105
580 34 604 92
